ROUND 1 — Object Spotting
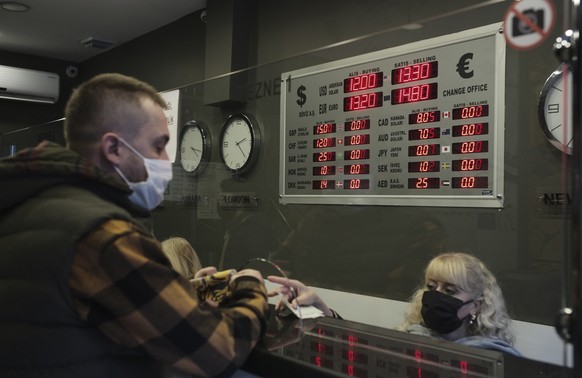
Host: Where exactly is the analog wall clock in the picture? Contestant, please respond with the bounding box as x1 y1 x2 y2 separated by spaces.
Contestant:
178 120 211 176
538 63 573 155
219 113 261 175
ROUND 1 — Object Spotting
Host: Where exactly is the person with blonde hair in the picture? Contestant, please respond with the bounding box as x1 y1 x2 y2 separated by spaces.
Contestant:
161 236 203 280
398 252 521 356
269 252 521 356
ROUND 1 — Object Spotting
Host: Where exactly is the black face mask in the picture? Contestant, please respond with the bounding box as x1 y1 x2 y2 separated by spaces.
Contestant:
421 290 474 334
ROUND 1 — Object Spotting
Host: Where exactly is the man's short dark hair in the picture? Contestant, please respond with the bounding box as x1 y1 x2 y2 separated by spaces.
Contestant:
64 73 167 153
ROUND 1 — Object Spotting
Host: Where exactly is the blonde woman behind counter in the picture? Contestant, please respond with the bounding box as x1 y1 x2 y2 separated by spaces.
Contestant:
268 252 521 357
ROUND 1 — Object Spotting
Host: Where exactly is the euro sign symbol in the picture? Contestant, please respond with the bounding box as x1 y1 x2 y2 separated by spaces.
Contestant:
297 85 307 107
456 53 474 79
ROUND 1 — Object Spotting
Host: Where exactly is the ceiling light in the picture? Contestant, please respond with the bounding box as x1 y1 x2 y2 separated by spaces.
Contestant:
401 23 423 31
80 37 117 50
0 2 30 12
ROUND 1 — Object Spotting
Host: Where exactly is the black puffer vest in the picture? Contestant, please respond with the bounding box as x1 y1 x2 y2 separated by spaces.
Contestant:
0 184 163 378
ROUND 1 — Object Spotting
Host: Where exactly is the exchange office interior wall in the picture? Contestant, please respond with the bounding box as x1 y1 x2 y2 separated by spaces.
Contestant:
0 0 572 366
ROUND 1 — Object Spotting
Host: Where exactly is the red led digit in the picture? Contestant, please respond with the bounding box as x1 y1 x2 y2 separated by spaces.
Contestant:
344 92 383 111
463 123 481 135
452 141 488 154
463 141 481 153
313 137 336 148
407 144 441 156
463 159 480 170
314 123 336 135
343 179 370 189
420 161 433 172
460 360 468 374
346 119 370 131
451 176 488 188
408 177 439 189
452 159 488 171
409 127 441 141
391 61 438 84
409 111 441 125
420 128 434 139
312 180 336 190
344 164 370 175
408 161 440 173
344 72 383 93
463 177 474 188
313 165 336 176
452 123 489 137
344 134 370 146
345 149 370 160
418 112 434 123
391 83 438 105
313 151 336 162
452 105 489 120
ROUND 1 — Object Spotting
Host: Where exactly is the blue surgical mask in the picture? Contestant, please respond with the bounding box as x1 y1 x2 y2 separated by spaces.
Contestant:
114 138 172 210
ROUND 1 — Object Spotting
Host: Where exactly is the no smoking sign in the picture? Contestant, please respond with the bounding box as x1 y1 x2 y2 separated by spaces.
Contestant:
503 0 555 50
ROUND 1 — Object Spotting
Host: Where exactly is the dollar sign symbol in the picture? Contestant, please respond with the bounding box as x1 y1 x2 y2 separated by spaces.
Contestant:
296 85 307 107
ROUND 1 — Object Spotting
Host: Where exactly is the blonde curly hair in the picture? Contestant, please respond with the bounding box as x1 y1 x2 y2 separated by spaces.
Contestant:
398 252 515 345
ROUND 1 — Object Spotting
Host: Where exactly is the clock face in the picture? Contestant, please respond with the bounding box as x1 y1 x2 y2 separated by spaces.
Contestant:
178 121 211 176
538 64 573 155
219 113 261 175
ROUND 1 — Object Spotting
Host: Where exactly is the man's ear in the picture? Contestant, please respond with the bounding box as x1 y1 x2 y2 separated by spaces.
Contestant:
101 133 123 166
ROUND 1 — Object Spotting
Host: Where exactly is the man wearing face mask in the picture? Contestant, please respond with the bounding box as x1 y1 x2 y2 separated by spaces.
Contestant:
0 73 269 378
399 252 521 356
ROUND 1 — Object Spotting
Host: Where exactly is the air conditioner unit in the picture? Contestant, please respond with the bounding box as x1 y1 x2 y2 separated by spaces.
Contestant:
0 65 59 104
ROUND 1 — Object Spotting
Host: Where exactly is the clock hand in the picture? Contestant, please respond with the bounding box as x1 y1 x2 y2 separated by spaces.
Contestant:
236 143 247 158
190 146 201 157
235 138 248 157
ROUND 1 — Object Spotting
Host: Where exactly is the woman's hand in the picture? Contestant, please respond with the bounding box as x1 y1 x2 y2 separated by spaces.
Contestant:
267 276 333 317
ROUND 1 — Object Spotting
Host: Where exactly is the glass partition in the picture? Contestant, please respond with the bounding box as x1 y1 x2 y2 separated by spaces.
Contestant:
154 0 564 323
1 1 577 374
